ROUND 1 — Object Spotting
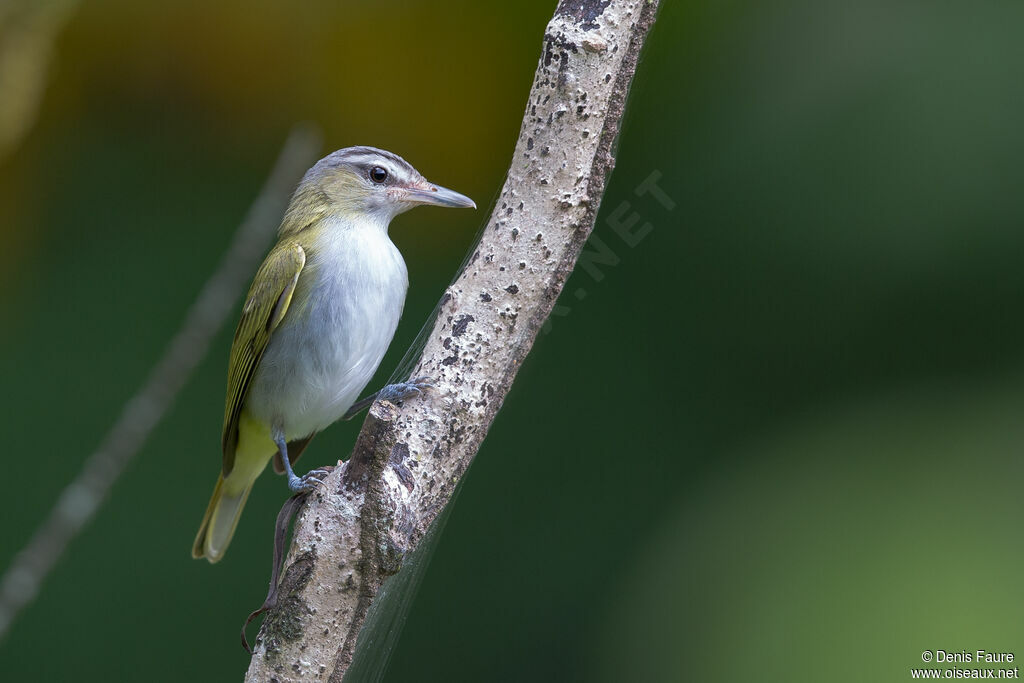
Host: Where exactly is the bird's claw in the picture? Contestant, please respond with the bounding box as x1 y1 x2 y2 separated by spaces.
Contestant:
288 467 333 494
409 375 436 391
378 376 435 404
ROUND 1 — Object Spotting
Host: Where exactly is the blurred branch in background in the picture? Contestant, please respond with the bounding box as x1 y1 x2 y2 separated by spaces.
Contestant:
243 1 661 680
0 124 321 641
0 0 79 161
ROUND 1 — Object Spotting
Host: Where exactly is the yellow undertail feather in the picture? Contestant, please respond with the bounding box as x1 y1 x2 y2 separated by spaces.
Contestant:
191 475 256 563
193 413 275 563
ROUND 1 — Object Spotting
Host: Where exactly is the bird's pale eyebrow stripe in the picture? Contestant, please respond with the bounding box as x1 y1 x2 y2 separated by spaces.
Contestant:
344 155 391 169
337 147 407 167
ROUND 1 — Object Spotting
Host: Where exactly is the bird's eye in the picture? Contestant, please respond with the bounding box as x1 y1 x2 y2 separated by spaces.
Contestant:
369 166 388 183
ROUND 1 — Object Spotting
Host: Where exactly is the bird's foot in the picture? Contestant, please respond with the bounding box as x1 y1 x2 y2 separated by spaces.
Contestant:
377 376 435 404
288 466 333 494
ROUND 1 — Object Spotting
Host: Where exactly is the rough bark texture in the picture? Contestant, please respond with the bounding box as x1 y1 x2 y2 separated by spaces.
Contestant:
244 1 660 680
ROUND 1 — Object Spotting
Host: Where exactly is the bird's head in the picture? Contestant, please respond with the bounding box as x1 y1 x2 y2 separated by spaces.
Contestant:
281 146 476 234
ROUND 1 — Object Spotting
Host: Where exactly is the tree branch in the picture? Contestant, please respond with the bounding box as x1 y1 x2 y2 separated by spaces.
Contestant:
244 2 661 680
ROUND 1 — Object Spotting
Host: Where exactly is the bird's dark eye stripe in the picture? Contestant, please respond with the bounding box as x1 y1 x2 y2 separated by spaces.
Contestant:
369 166 388 183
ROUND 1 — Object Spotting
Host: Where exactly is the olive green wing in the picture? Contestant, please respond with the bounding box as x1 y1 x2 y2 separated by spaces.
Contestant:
221 242 305 475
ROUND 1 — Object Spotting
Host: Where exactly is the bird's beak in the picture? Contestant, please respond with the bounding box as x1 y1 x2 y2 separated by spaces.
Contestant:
402 183 476 209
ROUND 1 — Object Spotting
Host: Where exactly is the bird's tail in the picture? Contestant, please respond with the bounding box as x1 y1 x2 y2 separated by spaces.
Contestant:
191 474 255 563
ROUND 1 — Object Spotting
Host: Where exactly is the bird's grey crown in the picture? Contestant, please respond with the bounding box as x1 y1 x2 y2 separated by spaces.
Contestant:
313 146 423 185
334 146 407 167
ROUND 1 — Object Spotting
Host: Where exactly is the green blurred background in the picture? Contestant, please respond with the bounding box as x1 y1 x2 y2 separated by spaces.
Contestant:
2 0 1023 680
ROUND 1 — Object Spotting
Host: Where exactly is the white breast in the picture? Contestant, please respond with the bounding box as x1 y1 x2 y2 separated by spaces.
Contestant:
246 218 408 439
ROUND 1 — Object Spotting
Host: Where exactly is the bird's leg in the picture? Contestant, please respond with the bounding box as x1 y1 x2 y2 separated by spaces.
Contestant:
273 427 329 493
341 376 435 420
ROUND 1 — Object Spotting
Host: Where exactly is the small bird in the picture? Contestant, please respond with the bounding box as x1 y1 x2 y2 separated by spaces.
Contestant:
192 146 475 563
